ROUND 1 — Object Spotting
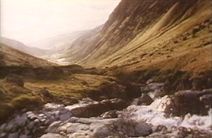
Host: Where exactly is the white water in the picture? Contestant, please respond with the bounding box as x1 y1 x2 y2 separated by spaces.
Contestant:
125 96 212 131
1 96 212 137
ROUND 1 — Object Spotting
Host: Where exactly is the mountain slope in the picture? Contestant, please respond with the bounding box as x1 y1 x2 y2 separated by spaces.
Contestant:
0 37 48 57
61 26 103 63
63 0 212 75
33 31 89 65
0 43 53 67
30 31 87 51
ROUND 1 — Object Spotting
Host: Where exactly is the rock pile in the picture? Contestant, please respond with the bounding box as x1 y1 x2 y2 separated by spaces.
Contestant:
0 98 129 138
0 82 212 138
42 118 152 138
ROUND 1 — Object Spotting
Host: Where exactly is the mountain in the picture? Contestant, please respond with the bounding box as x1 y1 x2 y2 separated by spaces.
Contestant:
28 31 89 65
0 43 53 67
1 1 212 136
57 26 103 64
30 31 87 51
0 37 49 57
62 0 212 75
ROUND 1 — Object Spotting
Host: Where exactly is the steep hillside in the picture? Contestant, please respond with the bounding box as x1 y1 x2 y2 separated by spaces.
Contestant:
61 26 103 63
0 43 53 67
63 0 212 76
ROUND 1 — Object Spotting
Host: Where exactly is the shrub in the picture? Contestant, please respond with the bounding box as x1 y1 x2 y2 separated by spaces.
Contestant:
11 95 42 110
5 74 24 87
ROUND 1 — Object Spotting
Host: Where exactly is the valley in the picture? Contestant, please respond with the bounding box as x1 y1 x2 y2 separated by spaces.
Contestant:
0 0 212 138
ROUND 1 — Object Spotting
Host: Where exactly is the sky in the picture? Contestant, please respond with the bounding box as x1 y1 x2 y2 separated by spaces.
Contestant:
1 0 120 47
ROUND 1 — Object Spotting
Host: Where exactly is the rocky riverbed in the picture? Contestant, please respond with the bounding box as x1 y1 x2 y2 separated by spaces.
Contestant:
0 82 212 138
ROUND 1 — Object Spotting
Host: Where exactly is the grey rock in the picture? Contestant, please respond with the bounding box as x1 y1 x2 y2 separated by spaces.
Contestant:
172 89 212 115
27 121 36 130
47 121 62 133
38 114 46 118
70 98 127 118
92 125 111 138
101 110 118 119
134 121 152 136
0 123 6 130
40 118 46 123
14 114 28 127
5 121 17 132
68 133 90 138
24 128 31 135
66 123 89 134
140 86 151 93
26 112 37 120
40 133 64 138
0 133 7 138
137 94 153 105
79 98 94 104
19 135 32 138
8 133 19 138
34 119 40 125
59 112 71 121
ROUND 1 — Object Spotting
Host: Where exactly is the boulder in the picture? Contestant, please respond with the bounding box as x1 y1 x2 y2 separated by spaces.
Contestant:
150 95 176 115
92 125 113 138
59 112 71 121
134 120 153 137
8 133 19 138
70 99 127 118
68 133 90 138
40 133 64 138
172 89 212 115
125 83 142 98
19 135 32 138
87 83 127 100
66 123 90 134
92 119 152 137
47 121 62 133
14 114 28 128
137 94 154 105
0 133 7 138
192 77 208 90
5 121 17 132
101 110 118 119
200 94 212 109
147 82 166 98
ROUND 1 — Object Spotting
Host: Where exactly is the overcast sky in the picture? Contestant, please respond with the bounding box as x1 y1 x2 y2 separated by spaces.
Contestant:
1 0 120 46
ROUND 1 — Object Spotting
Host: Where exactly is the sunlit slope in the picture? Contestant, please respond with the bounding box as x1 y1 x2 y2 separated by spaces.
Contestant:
64 0 212 74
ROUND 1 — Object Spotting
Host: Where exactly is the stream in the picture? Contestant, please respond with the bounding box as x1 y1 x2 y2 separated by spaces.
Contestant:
0 83 212 138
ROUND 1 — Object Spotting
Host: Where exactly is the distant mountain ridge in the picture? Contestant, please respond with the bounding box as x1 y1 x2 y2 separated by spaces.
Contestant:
0 42 53 67
30 31 87 51
0 37 49 57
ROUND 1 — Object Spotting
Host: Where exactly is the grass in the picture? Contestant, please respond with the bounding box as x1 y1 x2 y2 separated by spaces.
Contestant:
11 95 42 110
0 73 117 123
0 80 40 123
